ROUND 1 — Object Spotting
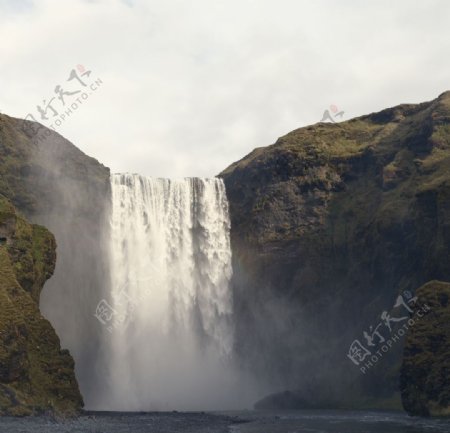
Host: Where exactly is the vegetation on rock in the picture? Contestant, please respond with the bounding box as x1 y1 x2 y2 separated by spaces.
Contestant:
400 280 450 417
0 113 111 408
0 194 83 416
221 91 450 412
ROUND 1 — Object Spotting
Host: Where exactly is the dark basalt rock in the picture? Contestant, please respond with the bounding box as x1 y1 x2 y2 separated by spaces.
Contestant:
0 195 83 416
400 280 450 417
221 91 450 412
0 114 111 410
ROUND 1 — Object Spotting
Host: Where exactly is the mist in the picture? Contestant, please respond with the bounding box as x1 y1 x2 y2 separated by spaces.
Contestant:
16 124 263 410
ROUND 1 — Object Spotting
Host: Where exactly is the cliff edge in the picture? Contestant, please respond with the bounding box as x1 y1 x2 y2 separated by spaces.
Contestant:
221 91 450 410
0 195 83 416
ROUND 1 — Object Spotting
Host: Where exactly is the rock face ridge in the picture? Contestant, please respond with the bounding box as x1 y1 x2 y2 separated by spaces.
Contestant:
221 91 450 410
2 89 450 415
0 114 111 409
0 195 83 415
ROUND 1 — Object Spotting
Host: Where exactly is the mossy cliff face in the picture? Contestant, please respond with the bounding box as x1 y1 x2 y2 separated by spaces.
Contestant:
400 280 450 417
0 114 111 407
221 91 450 408
0 195 83 416
0 114 110 217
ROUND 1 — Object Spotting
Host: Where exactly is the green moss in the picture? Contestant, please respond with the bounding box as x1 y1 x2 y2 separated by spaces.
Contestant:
0 111 110 417
0 197 82 416
400 281 450 417
220 91 450 413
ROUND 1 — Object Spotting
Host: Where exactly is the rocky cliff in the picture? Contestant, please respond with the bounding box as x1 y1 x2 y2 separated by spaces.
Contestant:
0 195 82 415
400 280 450 417
0 114 111 408
2 90 450 415
221 91 450 410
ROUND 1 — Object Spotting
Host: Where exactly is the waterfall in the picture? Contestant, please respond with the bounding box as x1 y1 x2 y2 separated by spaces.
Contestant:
103 173 236 410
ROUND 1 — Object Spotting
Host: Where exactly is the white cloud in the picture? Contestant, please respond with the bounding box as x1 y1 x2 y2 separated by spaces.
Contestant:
1 0 450 177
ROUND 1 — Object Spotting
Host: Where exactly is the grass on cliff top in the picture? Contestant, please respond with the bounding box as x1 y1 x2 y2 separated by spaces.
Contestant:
277 119 385 158
223 91 450 179
222 119 384 175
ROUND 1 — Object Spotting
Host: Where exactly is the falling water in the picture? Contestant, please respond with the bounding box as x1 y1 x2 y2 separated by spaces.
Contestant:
105 173 237 410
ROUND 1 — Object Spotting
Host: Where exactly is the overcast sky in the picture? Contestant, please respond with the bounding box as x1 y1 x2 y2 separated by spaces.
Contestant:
1 0 449 178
